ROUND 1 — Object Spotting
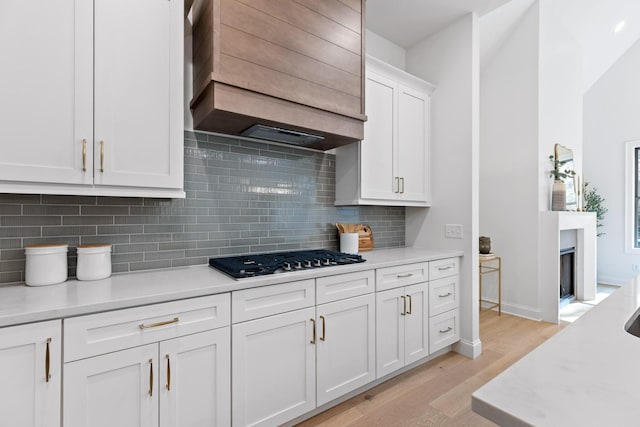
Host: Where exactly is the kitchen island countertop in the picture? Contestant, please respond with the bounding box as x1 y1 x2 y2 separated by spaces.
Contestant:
472 275 640 426
0 247 462 327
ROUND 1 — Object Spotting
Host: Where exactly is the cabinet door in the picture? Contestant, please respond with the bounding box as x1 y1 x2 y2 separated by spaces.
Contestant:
376 287 405 378
94 0 183 190
0 320 61 427
0 0 93 185
232 307 315 427
360 70 397 201
316 293 376 406
64 344 158 427
160 328 231 427
397 84 429 203
404 282 429 365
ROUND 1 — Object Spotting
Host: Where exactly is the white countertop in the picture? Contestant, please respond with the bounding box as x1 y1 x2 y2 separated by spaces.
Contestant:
0 247 462 328
472 276 640 426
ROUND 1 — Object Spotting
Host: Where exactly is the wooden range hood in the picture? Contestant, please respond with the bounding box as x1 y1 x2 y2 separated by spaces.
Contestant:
190 0 366 151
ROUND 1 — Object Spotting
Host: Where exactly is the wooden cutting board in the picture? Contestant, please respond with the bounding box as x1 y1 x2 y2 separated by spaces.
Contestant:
356 224 374 251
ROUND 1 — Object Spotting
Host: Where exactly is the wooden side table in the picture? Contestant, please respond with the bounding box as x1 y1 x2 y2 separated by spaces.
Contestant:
479 255 502 315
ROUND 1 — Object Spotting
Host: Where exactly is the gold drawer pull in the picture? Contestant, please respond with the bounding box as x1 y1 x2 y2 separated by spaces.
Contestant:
320 316 326 341
400 296 406 316
166 354 171 391
310 318 316 344
397 273 414 279
438 266 453 271
438 292 452 298
406 294 412 314
82 139 87 172
139 317 179 329
439 326 453 334
45 337 51 382
148 359 154 396
100 140 105 172
400 177 405 194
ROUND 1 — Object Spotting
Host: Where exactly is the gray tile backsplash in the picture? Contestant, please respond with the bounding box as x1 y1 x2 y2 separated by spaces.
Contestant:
0 131 405 284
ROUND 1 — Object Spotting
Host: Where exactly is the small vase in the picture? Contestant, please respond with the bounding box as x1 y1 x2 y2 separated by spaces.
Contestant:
479 236 491 254
552 180 566 211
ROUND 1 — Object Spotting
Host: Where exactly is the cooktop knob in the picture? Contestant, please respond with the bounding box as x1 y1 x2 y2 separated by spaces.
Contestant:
304 260 312 268
294 261 302 269
323 258 331 266
313 259 322 267
283 262 292 271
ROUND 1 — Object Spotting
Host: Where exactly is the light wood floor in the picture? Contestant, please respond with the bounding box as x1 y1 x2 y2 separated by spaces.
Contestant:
297 310 564 427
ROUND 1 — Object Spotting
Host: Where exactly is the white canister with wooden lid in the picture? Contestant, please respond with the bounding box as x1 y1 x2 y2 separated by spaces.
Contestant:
24 243 69 286
76 244 112 281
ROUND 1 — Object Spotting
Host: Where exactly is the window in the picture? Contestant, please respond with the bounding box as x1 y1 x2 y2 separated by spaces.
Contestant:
625 141 640 252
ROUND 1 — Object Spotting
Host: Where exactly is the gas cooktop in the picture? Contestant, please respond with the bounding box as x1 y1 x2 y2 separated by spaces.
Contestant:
209 249 365 279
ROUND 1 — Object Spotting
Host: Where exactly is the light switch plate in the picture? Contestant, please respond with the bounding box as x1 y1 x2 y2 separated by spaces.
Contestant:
445 224 463 239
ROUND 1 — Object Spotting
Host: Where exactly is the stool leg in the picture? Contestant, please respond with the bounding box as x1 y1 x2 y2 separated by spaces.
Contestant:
498 257 502 316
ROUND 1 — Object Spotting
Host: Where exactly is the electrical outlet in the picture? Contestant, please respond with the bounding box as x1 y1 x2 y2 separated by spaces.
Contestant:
445 224 463 239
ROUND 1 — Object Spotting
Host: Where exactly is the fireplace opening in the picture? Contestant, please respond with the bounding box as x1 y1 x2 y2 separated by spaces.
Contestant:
560 247 576 300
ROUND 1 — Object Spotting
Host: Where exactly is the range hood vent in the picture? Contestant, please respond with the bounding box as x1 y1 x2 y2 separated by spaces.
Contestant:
241 124 325 146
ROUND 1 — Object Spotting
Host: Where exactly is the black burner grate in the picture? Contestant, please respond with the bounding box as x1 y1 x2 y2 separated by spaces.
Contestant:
209 249 365 279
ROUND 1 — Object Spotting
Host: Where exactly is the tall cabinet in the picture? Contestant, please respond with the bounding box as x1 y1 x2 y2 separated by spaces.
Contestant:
0 0 184 197
335 55 435 206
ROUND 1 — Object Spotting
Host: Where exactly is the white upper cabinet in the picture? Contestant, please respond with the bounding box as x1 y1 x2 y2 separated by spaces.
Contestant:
335 55 434 207
0 0 184 198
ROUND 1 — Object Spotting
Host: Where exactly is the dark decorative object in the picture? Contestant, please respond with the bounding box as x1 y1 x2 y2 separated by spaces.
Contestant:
479 236 491 254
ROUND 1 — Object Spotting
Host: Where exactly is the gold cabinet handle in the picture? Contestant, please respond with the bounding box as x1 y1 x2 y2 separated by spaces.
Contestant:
310 318 316 344
165 354 171 391
82 139 87 172
148 359 154 397
438 266 453 271
394 177 400 193
400 177 405 194
439 326 453 334
400 296 406 316
139 317 179 329
406 294 412 315
100 140 104 172
397 273 413 279
320 315 326 341
439 292 452 298
45 337 51 383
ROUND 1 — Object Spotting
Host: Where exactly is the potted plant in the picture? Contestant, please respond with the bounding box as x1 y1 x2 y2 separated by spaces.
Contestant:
549 154 575 211
584 182 607 236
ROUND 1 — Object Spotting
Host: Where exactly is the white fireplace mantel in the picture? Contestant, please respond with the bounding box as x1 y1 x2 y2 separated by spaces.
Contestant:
540 211 597 323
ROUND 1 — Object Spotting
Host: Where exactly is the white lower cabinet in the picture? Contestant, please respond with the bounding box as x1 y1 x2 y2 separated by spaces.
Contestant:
64 344 159 427
0 320 61 427
231 273 376 427
316 293 376 406
232 307 316 427
376 282 429 378
63 294 231 427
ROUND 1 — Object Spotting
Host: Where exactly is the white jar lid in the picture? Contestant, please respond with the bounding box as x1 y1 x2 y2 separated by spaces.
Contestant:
76 244 112 254
24 243 69 255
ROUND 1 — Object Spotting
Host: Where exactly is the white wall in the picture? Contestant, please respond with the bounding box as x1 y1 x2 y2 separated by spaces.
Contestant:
583 38 640 285
480 2 540 319
538 0 584 211
405 14 481 358
365 29 406 70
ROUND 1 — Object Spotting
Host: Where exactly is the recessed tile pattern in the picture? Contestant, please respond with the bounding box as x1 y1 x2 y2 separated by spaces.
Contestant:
0 131 405 284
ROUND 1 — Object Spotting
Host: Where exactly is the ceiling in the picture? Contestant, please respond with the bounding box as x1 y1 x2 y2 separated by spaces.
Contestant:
365 0 512 48
366 0 640 93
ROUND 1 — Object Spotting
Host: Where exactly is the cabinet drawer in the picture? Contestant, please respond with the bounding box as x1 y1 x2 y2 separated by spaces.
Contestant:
316 270 375 304
429 309 459 353
64 294 230 362
232 280 315 323
429 276 460 316
376 262 429 292
429 258 459 281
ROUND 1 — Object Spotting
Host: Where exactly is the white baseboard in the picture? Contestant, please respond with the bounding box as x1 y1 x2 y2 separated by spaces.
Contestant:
454 338 482 359
481 298 541 321
597 274 629 287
